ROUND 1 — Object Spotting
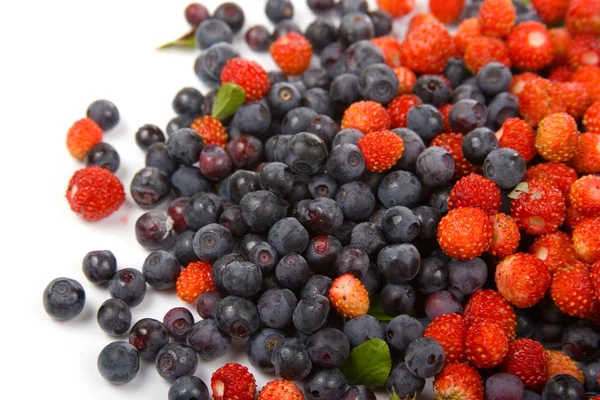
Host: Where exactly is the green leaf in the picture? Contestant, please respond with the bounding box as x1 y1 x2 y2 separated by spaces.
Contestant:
368 297 393 322
156 29 197 50
390 389 417 400
211 83 246 120
340 338 392 388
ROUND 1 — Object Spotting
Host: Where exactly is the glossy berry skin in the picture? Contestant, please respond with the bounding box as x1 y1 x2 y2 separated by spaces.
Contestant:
413 75 451 108
415 147 454 187
293 295 331 334
542 374 585 400
142 250 180 290
449 99 487 134
168 198 189 233
257 288 297 329
462 127 498 164
85 142 120 173
283 132 328 176
168 376 209 400
447 257 488 295
87 99 119 131
381 207 420 244
146 143 179 177
385 314 424 354
487 92 520 131
128 318 169 359
414 257 447 294
276 253 311 289
304 368 347 400
186 319 231 361
195 291 223 320
561 321 600 362
195 19 233 50
485 373 525 400
163 307 194 341
271 337 313 381
240 190 286 234
308 173 339 199
343 315 384 348
97 341 140 384
338 12 374 46
82 250 116 284
108 268 147 307
386 362 426 399
214 2 245 33
358 63 398 105
325 144 365 185
130 167 171 207
407 105 444 143
222 260 262 298
303 198 344 235
135 212 174 250
183 192 223 231
268 217 310 256
171 166 210 198
405 337 445 379
135 124 165 149
380 283 416 316
245 328 286 373
249 242 279 274
192 223 233 263
97 299 132 336
216 295 260 339
483 148 527 189
167 128 204 166
306 328 350 368
301 276 333 300
196 44 239 83
155 344 199 383
172 87 204 118
43 277 86 321
245 25 271 52
335 181 376 222
66 166 125 221
172 231 199 267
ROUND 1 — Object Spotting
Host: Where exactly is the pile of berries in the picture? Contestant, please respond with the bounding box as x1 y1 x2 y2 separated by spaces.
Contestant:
45 0 600 399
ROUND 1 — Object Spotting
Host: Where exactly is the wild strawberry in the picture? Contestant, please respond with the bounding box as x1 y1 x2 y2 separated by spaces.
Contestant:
524 162 578 198
407 13 442 35
341 101 391 133
530 231 579 274
424 313 467 364
377 0 415 17
488 213 521 259
510 72 539 96
466 321 509 368
221 58 270 103
429 0 465 24
371 36 402 68
510 180 565 236
438 104 452 133
583 101 600 132
568 35 600 72
464 36 512 73
433 363 484 400
66 118 103 160
478 0 516 38
550 28 572 66
211 363 256 400
502 338 548 390
448 173 501 214
556 82 592 119
569 175 600 217
551 265 597 318
572 132 600 174
190 116 228 147
592 261 600 301
176 261 216 303
387 94 421 128
437 207 492 260
518 78 565 127
258 380 303 400
571 66 600 102
66 166 125 222
564 204 588 233
270 32 312 76
399 22 455 74
430 132 479 178
357 131 404 172
495 253 552 308
464 289 517 341
496 117 537 162
454 18 481 54
531 0 569 25
329 274 369 319
506 21 553 71
565 0 600 36
393 67 417 95
545 350 585 383
535 112 579 162
549 66 574 82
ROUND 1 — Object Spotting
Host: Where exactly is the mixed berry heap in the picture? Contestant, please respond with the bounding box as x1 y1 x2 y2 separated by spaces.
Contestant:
44 0 600 399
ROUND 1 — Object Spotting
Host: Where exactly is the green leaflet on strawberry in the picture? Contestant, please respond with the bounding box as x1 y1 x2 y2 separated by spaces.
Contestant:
340 338 392 388
212 83 246 120
156 29 196 50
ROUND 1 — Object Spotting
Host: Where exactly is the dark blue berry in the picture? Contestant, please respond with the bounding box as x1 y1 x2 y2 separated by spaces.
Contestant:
304 236 343 275
462 127 499 164
332 219 356 246
171 166 210 198
405 337 445 379
303 197 344 235
211 253 243 292
186 319 230 360
146 143 179 176
486 92 519 131
131 167 172 207
167 128 204 166
534 321 564 348
167 198 190 233
97 299 132 336
449 99 488 134
377 244 420 283
245 25 271 52
308 0 336 12
483 148 526 189
386 362 425 399
303 88 335 117
343 315 384 348
192 223 233 263
378 171 422 209
325 144 365 184
257 288 297 329
476 62 513 97
334 245 370 278
344 40 384 75
231 102 272 138
515 309 535 339
341 386 377 400
339 12 374 46
134 212 174 250
414 257 447 294
370 10 392 37
240 190 287 233
330 73 361 106
249 242 279 274
85 142 120 172
385 314 424 352
214 2 245 33
183 192 222 231
306 328 350 368
87 99 119 131
271 337 313 380
413 75 451 107
227 170 260 204
335 181 375 221
168 376 209 400
222 260 263 298
415 147 455 187
338 0 369 14
167 115 194 136
381 206 420 243
268 83 302 119
305 20 338 54
199 43 239 81
172 87 204 118
485 373 525 400
97 341 139 384
269 217 310 256
129 318 169 359
407 104 444 143
163 307 194 341
582 361 600 392
321 42 347 75
413 206 441 240
135 124 165 150
239 233 266 260
155 344 198 383
108 268 147 307
542 374 585 400
272 20 301 39
429 185 453 213
301 275 333 300
447 257 488 295
196 291 223 319
350 222 388 258
359 63 399 104
195 18 233 49
218 205 247 237
43 277 85 321
265 0 293 23
246 328 286 372
425 290 463 320
142 250 181 290
215 295 260 339
305 368 348 400
380 283 416 316
82 250 116 284
172 231 200 267
308 173 339 199
443 57 472 89
392 128 426 172
276 252 312 289
293 295 331 334
194 54 219 85
451 84 486 105
561 321 600 362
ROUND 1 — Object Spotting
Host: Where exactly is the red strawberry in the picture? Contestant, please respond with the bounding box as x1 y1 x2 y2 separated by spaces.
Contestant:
549 28 572 66
466 321 509 368
496 117 537 162
329 274 369 319
502 338 548 390
545 350 585 383
464 289 517 341
437 207 492 260
66 166 125 222
211 363 256 400
371 36 402 68
399 22 455 74
357 131 404 172
464 36 512 73
176 261 216 304
424 313 467 364
564 204 588 233
510 180 565 236
478 0 516 38
565 0 600 36
341 101 391 133
556 82 592 119
531 0 569 25
438 104 453 133
495 253 552 308
524 162 578 198
530 231 579 274
488 213 521 259
568 35 600 70
569 175 600 217
270 32 312 76
220 58 270 103
258 380 303 400
549 66 574 82
592 261 600 301
454 18 481 55
506 21 553 71
572 132 600 174
510 72 539 96
535 112 580 162
387 94 421 128
393 67 417 95
433 363 484 400
429 0 465 24
448 173 501 214
430 132 479 178
190 116 228 148
66 118 103 160
377 0 415 17
574 218 600 264
583 101 600 132
551 265 598 318
571 66 600 102
407 13 443 35
518 78 565 127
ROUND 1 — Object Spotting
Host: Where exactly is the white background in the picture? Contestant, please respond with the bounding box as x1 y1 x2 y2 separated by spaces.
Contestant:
0 0 435 398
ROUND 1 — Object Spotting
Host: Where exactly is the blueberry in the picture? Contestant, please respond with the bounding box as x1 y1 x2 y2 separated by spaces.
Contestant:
131 166 172 207
171 166 210 199
378 169 423 209
344 40 384 75
307 173 338 199
239 233 267 260
303 197 344 235
305 236 343 275
305 19 338 54
380 283 416 316
276 252 311 289
303 88 335 118
265 0 293 22
448 257 488 295
305 368 348 400
216 295 260 339
425 290 463 320
582 361 600 391
282 107 319 136
341 386 377 400
186 319 230 361
211 253 243 292
377 244 421 283
247 242 278 275
325 144 365 184
524 390 543 400
370 9 392 36
246 328 286 372
267 82 302 119
332 245 369 278
405 337 445 378
213 2 244 33
449 99 488 134
108 268 147 307
339 12 374 46
97 341 139 384
271 337 313 380
332 220 357 247
192 223 233 263
218 205 247 237
385 314 424 352
330 73 361 106
268 217 310 256
451 84 486 105
183 192 222 231
476 62 513 97
392 128 426 172
307 328 350 368
485 373 525 400
240 190 286 233
407 105 444 143
301 275 333 300
134 212 174 250
194 55 219 85
483 148 526 189
415 147 455 187
226 134 264 170
168 376 209 400
185 3 210 26
338 0 369 14
196 291 223 319
245 25 272 52
195 18 233 49
515 309 535 339
343 315 384 348
386 362 425 399
561 321 600 362
486 92 519 131
359 63 399 104
413 206 442 240
155 344 199 383
542 374 585 400
429 185 453 213
272 20 302 40
135 124 165 149
129 318 169 359
146 143 179 176
172 231 200 267
414 257 448 294
257 288 297 329
321 42 347 75
302 68 332 91
200 43 239 81
231 102 272 138
172 87 204 118
82 250 117 284
293 294 331 334
85 142 120 172
349 222 388 258
381 206 421 243
167 115 195 136
163 307 194 341
273 135 294 163
308 0 336 12
142 250 181 290
534 321 564 348
168 197 190 233
443 57 472 89
308 115 338 148
222 260 263 298
335 181 376 221
462 127 499 164
97 299 132 336
413 75 451 107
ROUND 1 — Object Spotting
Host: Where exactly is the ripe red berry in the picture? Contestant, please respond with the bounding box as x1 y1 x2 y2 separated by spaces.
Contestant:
572 132 600 174
583 101 600 132
211 363 257 400
478 0 516 38
429 0 465 24
569 175 600 217
568 34 600 70
387 95 421 128
430 132 479 178
221 58 270 103
464 36 511 73
399 22 455 74
392 67 417 95
502 338 548 390
448 173 501 214
438 104 453 133
592 261 600 301
573 217 600 264
510 72 539 96
510 180 566 236
329 274 369 319
565 0 600 36
433 363 484 400
424 313 467 364
258 380 303 400
531 0 569 25
488 213 521 259
545 350 586 384
357 131 404 172
466 321 509 368
407 13 443 35
536 112 580 163
556 82 592 119
518 78 565 127
66 118 103 160
550 27 572 66
190 116 228 148
506 21 553 71
341 101 391 133
564 204 588 233
270 32 312 76
524 161 578 198
66 166 125 222
551 265 598 318
549 66 574 82
176 261 216 304
371 36 402 68
571 66 600 102
529 231 579 274
377 0 415 17
437 207 493 260
454 18 481 55
495 253 552 308
496 117 537 162
464 289 517 341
